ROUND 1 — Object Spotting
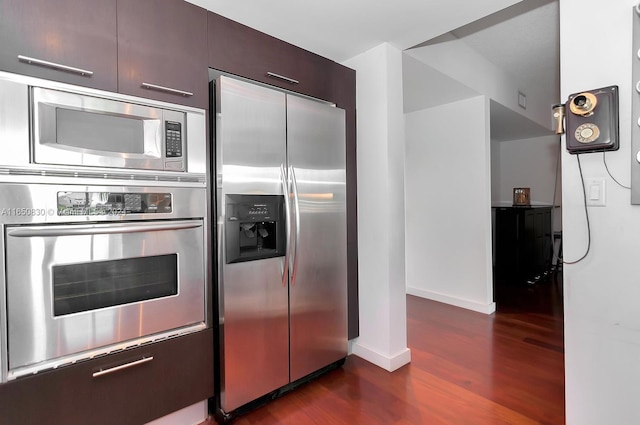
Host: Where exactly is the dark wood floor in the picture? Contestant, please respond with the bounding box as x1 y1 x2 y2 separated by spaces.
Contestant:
202 276 565 424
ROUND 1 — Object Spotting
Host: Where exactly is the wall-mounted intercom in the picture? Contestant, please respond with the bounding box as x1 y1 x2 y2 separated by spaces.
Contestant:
564 85 619 154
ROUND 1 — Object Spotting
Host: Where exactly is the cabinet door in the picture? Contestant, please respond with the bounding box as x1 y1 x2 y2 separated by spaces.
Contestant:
117 0 208 109
0 329 214 425
0 0 117 91
208 12 333 101
525 208 552 275
494 208 521 279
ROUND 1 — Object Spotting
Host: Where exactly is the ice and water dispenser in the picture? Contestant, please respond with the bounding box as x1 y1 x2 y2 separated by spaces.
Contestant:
225 194 286 263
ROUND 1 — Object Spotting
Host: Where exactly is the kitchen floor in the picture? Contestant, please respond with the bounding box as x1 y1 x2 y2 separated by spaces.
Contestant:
202 275 564 424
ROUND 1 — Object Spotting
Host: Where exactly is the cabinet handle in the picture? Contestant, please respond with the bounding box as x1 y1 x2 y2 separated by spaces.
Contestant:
266 72 299 85
17 55 94 76
141 82 193 97
92 356 154 378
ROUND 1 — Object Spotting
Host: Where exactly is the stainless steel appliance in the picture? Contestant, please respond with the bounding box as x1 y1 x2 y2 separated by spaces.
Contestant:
0 72 209 383
0 71 206 178
2 184 207 381
214 75 348 415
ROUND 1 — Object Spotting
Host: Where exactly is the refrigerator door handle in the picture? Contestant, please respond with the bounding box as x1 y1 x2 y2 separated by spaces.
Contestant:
290 165 301 286
280 164 291 287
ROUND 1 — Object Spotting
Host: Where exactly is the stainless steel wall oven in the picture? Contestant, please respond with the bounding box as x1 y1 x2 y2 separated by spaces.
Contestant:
0 71 209 383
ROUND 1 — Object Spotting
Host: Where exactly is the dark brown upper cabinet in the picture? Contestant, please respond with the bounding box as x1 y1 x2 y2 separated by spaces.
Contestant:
117 0 208 109
0 0 118 91
208 12 333 102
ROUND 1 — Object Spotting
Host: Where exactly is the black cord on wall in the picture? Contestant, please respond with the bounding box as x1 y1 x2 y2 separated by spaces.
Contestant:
563 153 591 264
603 150 631 189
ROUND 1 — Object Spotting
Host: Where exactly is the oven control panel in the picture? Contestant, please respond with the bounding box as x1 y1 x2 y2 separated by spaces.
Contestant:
57 192 172 216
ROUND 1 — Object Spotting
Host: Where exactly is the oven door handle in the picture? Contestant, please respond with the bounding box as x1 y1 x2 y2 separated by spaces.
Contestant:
6 220 202 238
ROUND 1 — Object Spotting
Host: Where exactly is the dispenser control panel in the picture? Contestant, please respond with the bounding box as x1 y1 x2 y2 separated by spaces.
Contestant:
225 194 285 263
227 199 279 222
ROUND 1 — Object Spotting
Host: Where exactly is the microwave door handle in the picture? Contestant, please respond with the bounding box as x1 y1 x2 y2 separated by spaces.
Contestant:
6 220 202 238
289 166 301 286
280 164 290 287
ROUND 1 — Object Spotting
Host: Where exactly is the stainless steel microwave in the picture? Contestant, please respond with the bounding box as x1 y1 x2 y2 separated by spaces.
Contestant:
33 87 187 171
0 71 206 181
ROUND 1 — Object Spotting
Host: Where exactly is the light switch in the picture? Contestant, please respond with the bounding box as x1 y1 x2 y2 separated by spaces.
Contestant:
585 179 606 206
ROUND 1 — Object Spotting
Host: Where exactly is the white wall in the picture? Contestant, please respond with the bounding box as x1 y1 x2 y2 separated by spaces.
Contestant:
560 1 640 424
406 35 552 130
343 43 411 371
492 135 561 205
492 135 562 230
405 96 495 313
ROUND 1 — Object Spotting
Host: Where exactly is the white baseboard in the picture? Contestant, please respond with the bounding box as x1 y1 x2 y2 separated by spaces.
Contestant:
407 286 496 315
351 341 411 372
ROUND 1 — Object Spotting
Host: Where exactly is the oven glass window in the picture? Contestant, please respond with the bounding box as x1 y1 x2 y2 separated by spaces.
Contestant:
52 254 178 316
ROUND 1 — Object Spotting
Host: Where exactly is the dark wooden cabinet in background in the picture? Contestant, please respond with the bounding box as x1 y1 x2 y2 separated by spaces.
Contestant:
208 12 359 338
0 0 118 91
494 206 553 283
117 0 208 109
0 329 214 425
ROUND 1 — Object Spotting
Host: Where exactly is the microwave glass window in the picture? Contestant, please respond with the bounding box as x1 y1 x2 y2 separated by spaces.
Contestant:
56 109 150 154
52 254 178 316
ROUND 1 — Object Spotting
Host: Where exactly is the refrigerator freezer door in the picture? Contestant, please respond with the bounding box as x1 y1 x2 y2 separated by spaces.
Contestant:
286 94 348 382
216 76 289 411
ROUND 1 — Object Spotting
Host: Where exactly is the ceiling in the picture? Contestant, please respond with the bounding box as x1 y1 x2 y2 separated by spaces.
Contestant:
449 0 559 94
447 0 560 141
188 0 560 142
186 0 527 62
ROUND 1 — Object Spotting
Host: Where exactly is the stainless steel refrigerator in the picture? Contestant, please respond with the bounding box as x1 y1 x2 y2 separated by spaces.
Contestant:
214 75 348 415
